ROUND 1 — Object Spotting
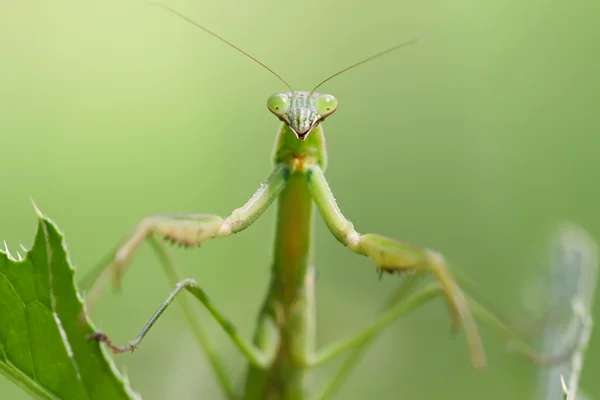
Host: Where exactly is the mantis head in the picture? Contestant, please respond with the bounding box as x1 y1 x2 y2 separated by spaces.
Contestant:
151 4 423 141
267 92 338 140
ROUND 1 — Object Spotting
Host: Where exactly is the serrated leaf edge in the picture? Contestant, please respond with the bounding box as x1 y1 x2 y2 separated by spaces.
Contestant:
34 204 142 400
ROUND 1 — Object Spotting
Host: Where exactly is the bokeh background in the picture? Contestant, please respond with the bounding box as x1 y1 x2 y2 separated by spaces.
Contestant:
1 0 598 399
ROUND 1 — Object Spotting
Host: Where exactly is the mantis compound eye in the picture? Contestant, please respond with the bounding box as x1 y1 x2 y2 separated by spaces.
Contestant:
267 93 291 118
314 94 338 119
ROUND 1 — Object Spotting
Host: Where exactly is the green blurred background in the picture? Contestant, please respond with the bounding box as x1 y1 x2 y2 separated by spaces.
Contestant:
1 0 598 398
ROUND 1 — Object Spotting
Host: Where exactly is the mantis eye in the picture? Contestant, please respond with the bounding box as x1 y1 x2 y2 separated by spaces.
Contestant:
267 93 290 117
314 94 338 118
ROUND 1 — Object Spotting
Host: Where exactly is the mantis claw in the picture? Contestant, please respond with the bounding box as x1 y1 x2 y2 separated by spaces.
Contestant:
87 332 137 355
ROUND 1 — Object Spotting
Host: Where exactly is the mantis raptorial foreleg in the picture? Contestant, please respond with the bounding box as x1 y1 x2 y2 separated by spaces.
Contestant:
304 163 486 368
88 277 279 368
85 163 289 302
85 164 289 379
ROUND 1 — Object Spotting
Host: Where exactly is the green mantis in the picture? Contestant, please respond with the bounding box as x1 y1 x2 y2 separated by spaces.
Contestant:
83 4 571 400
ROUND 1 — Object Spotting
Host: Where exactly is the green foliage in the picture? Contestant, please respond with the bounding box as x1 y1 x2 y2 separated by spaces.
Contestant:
0 206 138 400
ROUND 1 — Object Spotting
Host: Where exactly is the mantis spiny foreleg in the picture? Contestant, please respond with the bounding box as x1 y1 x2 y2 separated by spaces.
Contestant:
85 163 289 301
85 164 290 373
304 162 486 368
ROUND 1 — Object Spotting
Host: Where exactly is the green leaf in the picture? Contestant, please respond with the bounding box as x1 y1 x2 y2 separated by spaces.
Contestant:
0 205 139 400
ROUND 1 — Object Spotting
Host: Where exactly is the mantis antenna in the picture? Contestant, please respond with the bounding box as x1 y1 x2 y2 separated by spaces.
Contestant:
150 2 294 92
151 3 424 95
309 35 426 95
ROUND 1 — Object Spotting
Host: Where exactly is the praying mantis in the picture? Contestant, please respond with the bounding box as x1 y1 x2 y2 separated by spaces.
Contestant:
82 4 572 400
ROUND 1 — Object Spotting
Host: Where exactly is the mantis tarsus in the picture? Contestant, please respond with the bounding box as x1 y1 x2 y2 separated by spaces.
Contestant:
83 4 573 400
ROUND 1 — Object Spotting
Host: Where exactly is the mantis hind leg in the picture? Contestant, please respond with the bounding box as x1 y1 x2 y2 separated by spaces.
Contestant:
309 273 577 400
